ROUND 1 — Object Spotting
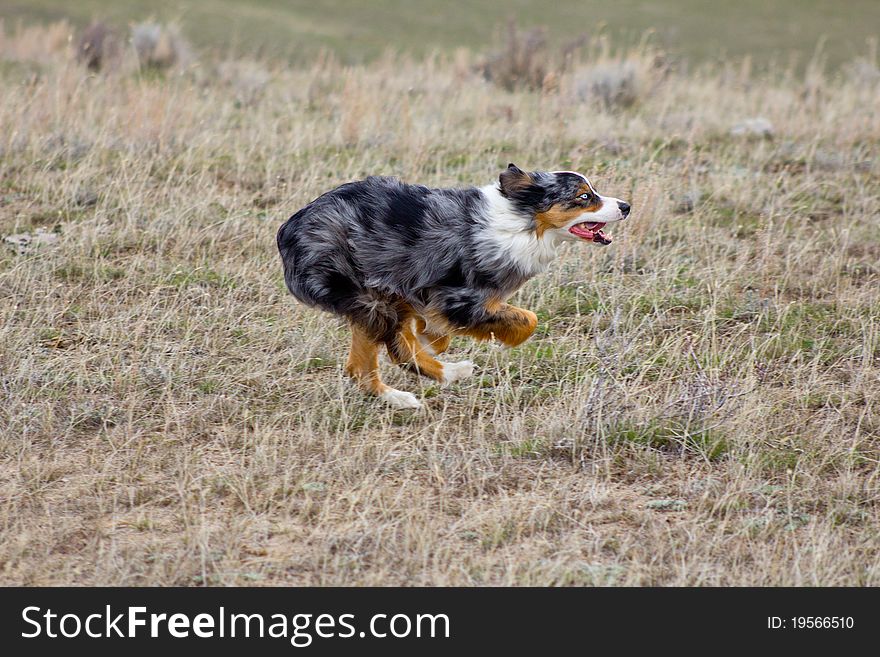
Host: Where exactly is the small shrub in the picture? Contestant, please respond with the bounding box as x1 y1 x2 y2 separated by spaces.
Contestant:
76 21 119 71
844 59 880 86
574 61 640 108
843 38 879 86
131 22 192 71
477 20 585 91
573 49 666 110
218 60 271 106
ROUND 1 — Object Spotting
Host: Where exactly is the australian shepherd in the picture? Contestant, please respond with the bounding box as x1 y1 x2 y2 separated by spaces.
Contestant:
277 164 631 409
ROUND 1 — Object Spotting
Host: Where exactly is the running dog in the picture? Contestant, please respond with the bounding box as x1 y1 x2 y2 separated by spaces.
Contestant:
277 164 630 409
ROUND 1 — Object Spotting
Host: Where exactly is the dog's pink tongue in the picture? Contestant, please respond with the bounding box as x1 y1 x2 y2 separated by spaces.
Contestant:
570 222 610 243
570 223 596 240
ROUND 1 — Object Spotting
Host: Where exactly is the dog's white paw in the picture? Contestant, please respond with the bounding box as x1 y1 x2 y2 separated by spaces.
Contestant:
380 388 422 410
441 360 475 386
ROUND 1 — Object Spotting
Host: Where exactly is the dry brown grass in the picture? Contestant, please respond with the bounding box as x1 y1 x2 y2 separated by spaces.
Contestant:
1 23 879 586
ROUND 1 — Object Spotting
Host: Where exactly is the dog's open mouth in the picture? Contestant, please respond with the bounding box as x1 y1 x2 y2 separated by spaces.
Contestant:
569 222 611 245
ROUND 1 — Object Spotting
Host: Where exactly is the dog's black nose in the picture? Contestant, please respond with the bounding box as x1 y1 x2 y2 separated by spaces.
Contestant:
618 201 631 217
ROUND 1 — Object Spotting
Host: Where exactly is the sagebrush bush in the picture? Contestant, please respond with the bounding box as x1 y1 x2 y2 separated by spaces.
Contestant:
575 61 641 108
572 39 667 110
131 21 192 70
218 60 271 106
76 21 118 72
477 20 585 91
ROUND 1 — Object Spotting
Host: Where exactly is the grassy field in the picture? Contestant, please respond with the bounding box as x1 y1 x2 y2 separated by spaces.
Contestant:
3 0 880 67
0 19 879 585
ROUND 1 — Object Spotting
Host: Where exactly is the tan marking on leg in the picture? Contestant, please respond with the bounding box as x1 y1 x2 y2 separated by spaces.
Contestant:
344 323 388 395
425 333 451 354
456 303 537 347
414 315 451 355
388 318 447 381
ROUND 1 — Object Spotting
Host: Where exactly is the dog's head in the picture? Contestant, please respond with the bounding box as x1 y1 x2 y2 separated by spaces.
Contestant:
498 163 630 245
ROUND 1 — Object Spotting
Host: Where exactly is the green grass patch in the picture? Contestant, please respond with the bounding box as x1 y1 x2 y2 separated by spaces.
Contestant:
166 266 237 290
606 420 730 461
294 356 337 372
496 436 549 459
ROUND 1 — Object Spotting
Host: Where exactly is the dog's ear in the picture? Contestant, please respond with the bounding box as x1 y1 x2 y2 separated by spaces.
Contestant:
499 163 531 198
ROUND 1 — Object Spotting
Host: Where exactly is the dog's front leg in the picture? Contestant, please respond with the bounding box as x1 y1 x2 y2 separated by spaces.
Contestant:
455 301 538 347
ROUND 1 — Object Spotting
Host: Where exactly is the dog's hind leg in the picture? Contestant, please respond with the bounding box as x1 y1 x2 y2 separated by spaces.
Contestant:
345 322 421 410
413 316 451 356
388 316 474 386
